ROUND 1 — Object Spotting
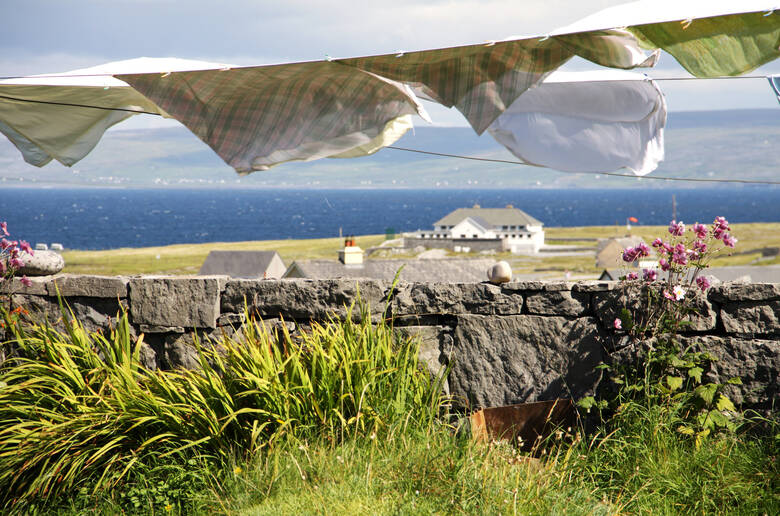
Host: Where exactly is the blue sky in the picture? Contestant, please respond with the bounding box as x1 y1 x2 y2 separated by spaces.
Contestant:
2 0 779 129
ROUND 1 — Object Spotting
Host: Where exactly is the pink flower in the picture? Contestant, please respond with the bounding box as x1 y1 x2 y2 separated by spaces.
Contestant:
622 247 639 262
723 234 737 248
636 242 650 257
691 222 707 240
643 269 657 281
19 276 32 287
713 216 729 230
627 272 639 280
672 244 688 266
19 240 34 256
668 220 684 236
613 318 622 330
696 276 711 292
663 290 674 300
693 240 707 254
652 238 664 248
659 258 671 272
0 221 7 236
9 257 24 269
0 238 12 251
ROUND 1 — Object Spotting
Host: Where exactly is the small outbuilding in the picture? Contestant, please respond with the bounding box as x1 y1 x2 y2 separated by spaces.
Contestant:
198 250 286 279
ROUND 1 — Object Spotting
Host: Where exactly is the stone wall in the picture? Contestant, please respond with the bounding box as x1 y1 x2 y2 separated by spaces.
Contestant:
2 275 778 411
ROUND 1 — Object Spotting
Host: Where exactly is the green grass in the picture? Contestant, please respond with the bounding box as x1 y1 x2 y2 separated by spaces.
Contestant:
0 302 776 515
60 223 779 278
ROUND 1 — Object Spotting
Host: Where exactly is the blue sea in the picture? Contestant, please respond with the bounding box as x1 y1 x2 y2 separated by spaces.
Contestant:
0 187 777 250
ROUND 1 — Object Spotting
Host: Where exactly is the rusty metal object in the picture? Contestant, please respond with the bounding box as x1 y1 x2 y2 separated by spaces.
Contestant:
470 399 576 451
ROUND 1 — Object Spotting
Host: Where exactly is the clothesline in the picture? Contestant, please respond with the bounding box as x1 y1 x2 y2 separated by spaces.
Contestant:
385 147 780 185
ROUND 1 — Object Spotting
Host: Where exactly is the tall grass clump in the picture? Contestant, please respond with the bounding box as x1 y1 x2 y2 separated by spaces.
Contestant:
0 300 446 512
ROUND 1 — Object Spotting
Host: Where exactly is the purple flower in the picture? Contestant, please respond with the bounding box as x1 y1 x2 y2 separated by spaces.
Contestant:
0 238 12 251
643 269 657 281
668 220 685 236
723 234 737 248
659 258 671 271
652 238 664 248
672 243 688 265
663 290 674 300
9 257 24 269
713 216 729 230
622 247 639 262
19 276 32 287
693 240 707 254
691 222 707 240
19 240 34 256
627 272 639 280
0 221 7 236
636 242 650 257
613 318 622 330
696 275 711 292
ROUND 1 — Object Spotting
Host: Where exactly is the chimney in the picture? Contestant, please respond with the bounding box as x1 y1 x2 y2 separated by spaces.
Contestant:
473 203 480 209
505 204 513 209
339 236 364 265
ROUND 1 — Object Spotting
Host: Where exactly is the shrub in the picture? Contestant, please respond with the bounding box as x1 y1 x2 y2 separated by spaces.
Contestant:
0 301 446 511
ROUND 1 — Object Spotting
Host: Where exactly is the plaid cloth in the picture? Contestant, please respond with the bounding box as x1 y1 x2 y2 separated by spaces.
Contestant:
630 11 780 77
118 62 422 173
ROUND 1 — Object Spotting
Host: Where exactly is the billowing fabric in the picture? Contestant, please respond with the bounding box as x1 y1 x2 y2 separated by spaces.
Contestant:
487 70 666 175
0 58 226 166
0 2 778 175
556 1 780 77
338 31 657 134
117 62 429 173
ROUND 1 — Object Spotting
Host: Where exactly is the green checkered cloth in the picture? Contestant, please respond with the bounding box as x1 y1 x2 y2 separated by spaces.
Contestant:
118 62 421 173
630 11 780 77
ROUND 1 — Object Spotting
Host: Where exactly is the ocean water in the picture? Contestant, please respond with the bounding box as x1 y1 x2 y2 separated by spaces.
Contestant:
0 187 777 250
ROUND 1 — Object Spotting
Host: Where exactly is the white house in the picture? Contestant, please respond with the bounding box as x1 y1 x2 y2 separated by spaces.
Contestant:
414 204 545 253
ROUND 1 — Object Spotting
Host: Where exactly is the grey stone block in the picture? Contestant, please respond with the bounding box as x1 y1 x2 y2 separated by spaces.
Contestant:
710 283 780 303
691 336 779 408
47 274 128 298
721 300 780 335
393 282 522 316
129 277 221 329
399 325 451 394
10 294 129 336
525 290 590 316
0 276 48 295
448 315 605 409
572 281 617 293
222 279 387 321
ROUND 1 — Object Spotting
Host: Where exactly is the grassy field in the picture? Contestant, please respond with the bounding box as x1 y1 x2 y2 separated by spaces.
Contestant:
1 306 776 515
60 223 780 277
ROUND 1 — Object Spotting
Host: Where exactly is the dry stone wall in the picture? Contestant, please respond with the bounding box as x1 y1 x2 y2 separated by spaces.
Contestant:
2 275 778 411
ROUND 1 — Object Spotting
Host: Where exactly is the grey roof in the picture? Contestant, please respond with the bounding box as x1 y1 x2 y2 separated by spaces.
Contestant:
596 236 646 255
435 207 543 227
284 258 498 283
199 251 284 279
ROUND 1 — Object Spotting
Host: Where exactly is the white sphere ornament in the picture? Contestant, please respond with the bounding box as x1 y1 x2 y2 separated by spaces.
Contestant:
487 261 512 284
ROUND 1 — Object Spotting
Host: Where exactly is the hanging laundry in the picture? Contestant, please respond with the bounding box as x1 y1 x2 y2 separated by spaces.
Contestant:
486 70 666 175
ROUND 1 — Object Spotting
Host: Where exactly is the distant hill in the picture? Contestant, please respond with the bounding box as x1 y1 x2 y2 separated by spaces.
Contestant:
1 109 778 189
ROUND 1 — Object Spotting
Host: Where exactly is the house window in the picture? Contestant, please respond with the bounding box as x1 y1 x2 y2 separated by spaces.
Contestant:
473 234 478 238
460 234 466 238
